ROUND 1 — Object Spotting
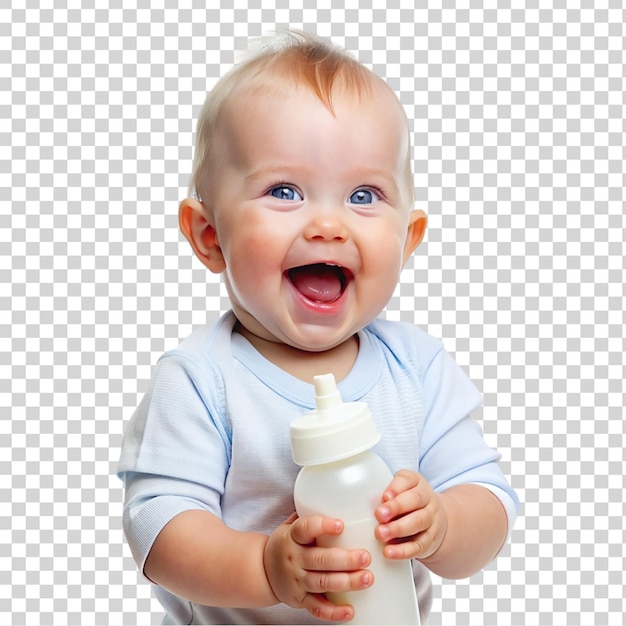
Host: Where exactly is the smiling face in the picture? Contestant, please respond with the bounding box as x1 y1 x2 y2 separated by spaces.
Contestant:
182 78 426 354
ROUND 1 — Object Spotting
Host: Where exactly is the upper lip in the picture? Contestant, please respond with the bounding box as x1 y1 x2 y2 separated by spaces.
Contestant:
284 249 357 272
286 261 354 278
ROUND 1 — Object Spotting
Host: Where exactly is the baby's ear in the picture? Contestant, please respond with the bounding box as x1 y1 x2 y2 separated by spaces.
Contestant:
179 198 226 273
402 209 427 265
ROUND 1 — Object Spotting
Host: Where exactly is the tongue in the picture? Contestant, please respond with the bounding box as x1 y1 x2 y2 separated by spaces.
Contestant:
289 264 344 303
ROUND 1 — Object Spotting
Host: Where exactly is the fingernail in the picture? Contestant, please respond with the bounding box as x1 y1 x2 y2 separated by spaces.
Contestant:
378 525 389 540
385 546 399 559
378 506 390 520
362 572 372 586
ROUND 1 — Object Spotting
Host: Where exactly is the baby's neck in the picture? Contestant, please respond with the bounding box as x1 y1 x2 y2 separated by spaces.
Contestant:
234 324 359 384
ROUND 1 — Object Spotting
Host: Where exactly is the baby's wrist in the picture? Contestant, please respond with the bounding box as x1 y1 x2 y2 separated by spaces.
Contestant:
261 534 282 606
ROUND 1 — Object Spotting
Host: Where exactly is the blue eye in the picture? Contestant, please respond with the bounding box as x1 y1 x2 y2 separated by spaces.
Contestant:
270 186 302 201
349 188 379 205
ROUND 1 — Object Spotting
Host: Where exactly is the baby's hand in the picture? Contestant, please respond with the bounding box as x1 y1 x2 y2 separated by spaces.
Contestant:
264 513 372 622
375 469 447 561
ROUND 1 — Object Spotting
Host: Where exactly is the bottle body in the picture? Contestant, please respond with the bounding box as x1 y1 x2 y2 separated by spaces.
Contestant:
293 450 420 625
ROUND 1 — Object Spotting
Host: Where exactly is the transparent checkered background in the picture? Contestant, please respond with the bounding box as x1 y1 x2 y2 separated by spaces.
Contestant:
2 1 624 625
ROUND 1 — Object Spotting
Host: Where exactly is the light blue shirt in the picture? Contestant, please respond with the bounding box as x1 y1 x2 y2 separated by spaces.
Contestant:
118 311 519 624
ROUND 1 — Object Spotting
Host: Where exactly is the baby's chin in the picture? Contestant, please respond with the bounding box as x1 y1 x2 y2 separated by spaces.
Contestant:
277 323 361 353
258 330 352 355
237 317 355 354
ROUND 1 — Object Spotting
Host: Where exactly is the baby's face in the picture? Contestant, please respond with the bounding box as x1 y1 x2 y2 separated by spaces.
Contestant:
203 80 420 352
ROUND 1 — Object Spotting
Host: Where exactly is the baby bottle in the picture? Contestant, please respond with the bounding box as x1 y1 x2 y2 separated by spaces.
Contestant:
290 374 420 625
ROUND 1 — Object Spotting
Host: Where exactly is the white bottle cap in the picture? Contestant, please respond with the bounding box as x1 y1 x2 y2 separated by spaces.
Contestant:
290 373 381 466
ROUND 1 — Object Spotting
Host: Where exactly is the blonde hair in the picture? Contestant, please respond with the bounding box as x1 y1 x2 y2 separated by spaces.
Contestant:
189 30 414 208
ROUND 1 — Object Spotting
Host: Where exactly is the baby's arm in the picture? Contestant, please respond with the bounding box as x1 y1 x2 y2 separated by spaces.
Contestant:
419 482 508 579
144 509 275 607
375 470 508 579
144 509 372 622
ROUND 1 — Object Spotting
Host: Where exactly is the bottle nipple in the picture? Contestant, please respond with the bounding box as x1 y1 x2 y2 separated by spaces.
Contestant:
314 373 342 411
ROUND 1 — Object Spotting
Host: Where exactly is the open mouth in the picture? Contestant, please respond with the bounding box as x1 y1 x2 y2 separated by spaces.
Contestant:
287 263 353 304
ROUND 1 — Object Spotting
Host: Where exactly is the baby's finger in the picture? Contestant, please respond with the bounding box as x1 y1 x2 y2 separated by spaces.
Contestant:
302 568 373 595
380 469 422 503
301 593 355 623
290 515 343 546
383 536 423 560
376 508 429 545
376 483 427 524
382 525 440 560
301 545 371 574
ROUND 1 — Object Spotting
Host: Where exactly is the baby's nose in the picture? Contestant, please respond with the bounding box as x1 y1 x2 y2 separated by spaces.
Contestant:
304 211 348 242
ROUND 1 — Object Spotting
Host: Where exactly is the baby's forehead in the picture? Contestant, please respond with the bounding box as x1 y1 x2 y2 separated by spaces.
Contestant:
217 76 412 190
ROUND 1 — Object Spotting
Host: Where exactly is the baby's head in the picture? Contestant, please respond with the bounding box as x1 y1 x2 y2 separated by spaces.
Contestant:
180 31 427 356
189 30 414 207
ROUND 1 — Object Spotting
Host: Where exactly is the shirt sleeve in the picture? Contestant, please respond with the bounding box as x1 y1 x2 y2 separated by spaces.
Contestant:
117 352 232 571
418 346 519 539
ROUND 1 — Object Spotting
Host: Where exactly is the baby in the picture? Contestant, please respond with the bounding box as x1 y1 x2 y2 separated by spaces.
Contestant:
118 30 518 624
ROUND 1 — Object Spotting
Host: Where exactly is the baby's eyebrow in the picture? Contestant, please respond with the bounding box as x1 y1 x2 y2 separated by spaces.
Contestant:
351 167 400 189
244 165 311 184
244 165 400 190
